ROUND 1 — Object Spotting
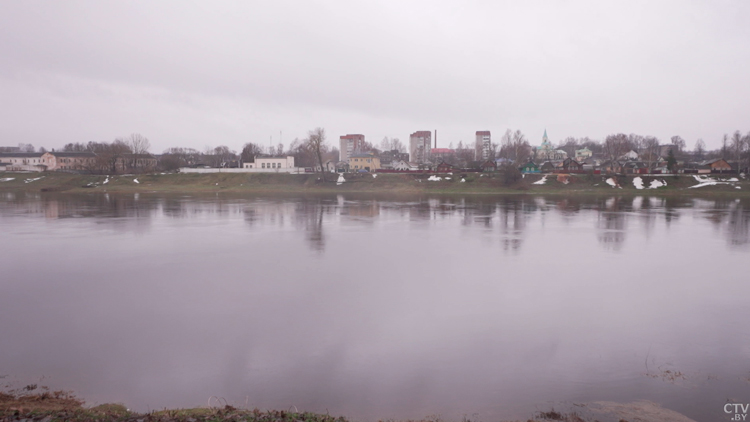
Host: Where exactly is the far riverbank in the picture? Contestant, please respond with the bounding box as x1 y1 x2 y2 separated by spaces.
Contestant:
0 171 747 197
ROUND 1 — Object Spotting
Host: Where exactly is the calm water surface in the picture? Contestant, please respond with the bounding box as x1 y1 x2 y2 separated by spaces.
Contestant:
1 192 749 421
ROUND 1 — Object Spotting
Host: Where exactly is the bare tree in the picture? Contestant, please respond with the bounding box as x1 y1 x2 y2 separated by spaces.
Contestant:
694 139 706 161
579 136 603 155
213 145 236 167
378 137 405 153
306 127 328 182
643 136 660 170
379 137 391 151
670 135 686 154
161 147 201 170
392 138 405 153
627 134 644 152
489 141 499 160
329 146 340 162
125 133 151 171
498 129 530 163
454 141 477 167
127 133 151 155
511 130 530 164
603 133 631 173
731 130 744 174
500 129 513 153
558 136 579 158
63 142 88 152
87 139 132 174
241 142 263 163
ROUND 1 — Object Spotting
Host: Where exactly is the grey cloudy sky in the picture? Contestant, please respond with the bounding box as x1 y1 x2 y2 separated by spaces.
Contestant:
1 0 748 153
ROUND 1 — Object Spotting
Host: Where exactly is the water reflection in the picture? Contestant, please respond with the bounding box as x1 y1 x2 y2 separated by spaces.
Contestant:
2 193 750 251
596 197 627 251
2 192 750 422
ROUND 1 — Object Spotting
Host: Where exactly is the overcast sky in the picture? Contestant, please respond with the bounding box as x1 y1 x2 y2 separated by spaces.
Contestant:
1 0 748 153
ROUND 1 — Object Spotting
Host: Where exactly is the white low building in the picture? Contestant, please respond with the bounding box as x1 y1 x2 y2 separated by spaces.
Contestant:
243 156 295 170
391 160 419 171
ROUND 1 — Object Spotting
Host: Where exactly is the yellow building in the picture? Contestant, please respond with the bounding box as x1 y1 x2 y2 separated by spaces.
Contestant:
349 153 380 172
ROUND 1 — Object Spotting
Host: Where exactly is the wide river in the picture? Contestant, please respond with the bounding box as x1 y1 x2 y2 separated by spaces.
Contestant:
1 192 749 421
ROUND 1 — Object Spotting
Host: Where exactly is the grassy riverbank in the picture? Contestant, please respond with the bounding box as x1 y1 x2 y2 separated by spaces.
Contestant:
0 388 694 422
0 171 747 197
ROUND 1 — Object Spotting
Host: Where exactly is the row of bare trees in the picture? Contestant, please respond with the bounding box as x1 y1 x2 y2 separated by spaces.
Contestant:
58 133 153 173
159 128 339 177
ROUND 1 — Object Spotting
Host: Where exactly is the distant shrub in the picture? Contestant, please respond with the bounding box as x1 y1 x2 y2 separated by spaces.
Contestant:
502 165 523 186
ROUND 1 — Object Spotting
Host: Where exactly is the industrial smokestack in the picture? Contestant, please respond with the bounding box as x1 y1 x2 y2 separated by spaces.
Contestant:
434 130 437 149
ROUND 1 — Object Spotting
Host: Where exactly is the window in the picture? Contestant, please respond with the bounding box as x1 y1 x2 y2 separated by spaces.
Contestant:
262 163 266 168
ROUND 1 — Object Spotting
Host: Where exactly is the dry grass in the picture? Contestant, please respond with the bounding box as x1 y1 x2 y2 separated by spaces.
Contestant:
0 387 84 413
1 171 748 198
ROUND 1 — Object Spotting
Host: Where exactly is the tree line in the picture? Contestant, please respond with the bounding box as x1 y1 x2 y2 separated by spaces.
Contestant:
5 128 749 173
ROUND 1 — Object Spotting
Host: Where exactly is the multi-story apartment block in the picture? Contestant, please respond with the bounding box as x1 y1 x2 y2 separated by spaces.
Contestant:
476 131 491 161
409 131 432 164
339 134 366 163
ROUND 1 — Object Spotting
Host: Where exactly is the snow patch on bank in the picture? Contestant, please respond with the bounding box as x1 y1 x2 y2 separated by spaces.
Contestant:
372 174 377 178
427 175 442 181
0 178 15 182
533 175 548 185
634 177 667 189
337 174 346 185
605 178 621 188
633 177 644 189
24 177 44 183
689 175 738 189
649 179 667 189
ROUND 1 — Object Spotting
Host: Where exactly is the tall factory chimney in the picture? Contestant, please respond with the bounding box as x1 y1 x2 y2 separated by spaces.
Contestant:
434 130 437 149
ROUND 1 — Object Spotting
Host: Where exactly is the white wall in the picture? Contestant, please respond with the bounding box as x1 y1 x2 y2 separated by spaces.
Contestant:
179 167 307 174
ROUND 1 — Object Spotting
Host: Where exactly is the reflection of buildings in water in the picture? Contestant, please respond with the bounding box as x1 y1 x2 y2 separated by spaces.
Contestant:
243 201 298 228
632 196 643 211
294 200 334 252
727 202 750 248
694 198 731 229
661 197 684 224
340 200 380 219
635 196 657 237
428 197 458 221
462 200 496 228
0 194 158 236
554 198 583 222
408 200 432 222
497 199 533 252
597 197 627 251
698 199 750 249
99 194 156 235
45 200 59 219
240 199 334 252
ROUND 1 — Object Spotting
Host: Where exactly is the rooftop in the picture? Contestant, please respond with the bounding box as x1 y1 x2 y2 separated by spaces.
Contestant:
0 152 45 157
